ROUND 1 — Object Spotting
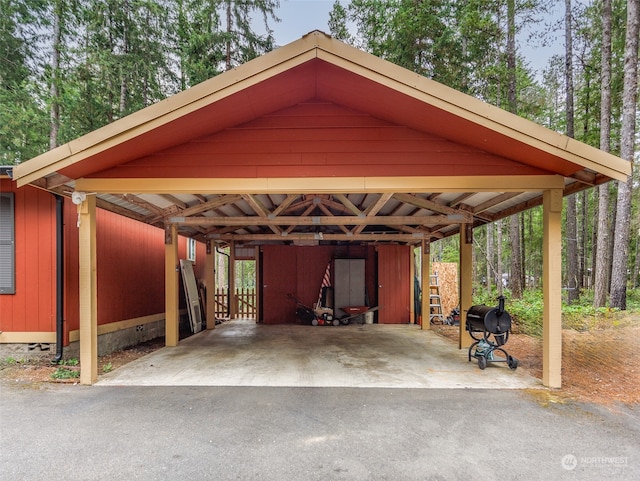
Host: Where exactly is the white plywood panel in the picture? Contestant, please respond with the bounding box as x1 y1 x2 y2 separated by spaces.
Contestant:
180 259 203 333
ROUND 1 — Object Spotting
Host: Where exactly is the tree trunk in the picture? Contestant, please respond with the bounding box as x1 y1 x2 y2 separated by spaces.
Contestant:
505 0 523 299
486 222 494 292
225 1 232 71
497 219 503 296
509 215 523 298
49 0 62 151
565 0 580 304
610 0 639 310
594 0 613 308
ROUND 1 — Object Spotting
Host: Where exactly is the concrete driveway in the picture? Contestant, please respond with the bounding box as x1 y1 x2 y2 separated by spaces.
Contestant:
97 319 538 389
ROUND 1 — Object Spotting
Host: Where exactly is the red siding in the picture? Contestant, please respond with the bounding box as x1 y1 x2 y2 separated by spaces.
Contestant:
262 245 298 324
0 181 56 333
0 180 215 341
377 245 411 324
89 101 547 180
261 245 379 324
65 201 169 334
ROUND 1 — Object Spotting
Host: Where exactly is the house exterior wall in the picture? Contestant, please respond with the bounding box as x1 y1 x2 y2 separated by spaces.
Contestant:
1 180 203 354
261 244 379 324
0 180 56 336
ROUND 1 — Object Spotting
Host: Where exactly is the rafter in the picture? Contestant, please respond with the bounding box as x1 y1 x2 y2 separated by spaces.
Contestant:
334 194 362 216
180 194 243 217
472 192 522 215
242 194 281 235
170 214 472 227
271 194 299 216
353 193 394 235
121 194 165 217
160 194 188 209
448 192 476 207
392 193 472 221
206 233 428 243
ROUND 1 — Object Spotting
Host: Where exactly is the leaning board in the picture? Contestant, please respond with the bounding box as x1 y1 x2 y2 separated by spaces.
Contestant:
180 259 203 333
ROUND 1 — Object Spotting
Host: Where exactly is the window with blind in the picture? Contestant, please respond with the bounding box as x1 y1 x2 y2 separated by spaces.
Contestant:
0 193 15 294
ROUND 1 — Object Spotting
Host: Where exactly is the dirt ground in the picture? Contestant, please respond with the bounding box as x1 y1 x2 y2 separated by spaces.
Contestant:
432 315 640 406
1 318 638 406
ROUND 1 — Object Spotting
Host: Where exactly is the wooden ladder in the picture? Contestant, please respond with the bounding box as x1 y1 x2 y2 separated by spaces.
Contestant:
429 273 445 324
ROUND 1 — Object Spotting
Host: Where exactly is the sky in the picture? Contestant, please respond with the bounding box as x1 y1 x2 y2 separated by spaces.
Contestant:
273 1 336 45
271 0 566 77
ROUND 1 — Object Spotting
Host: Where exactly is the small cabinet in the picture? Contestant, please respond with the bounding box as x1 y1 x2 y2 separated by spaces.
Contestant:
334 258 366 317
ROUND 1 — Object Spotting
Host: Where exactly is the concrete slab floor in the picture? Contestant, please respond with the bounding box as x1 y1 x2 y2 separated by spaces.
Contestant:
97 318 541 389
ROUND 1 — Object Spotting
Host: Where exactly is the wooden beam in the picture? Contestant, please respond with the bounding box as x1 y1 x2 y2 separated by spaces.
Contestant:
354 193 394 234
165 224 179 346
543 189 563 388
392 193 473 220
205 241 216 330
78 195 98 385
161 194 188 209
472 192 522 215
317 203 351 234
229 241 237 319
459 223 474 349
170 215 471 227
180 194 243 217
334 193 362 216
271 194 299 216
45 173 73 189
95 197 152 224
421 240 430 330
207 233 428 242
242 194 281 234
448 192 475 207
122 194 166 217
75 175 567 194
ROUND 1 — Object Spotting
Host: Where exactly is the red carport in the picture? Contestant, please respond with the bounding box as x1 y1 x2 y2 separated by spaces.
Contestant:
12 31 630 386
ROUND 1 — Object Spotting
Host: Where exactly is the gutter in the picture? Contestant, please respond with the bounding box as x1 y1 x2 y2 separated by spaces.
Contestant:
52 194 64 363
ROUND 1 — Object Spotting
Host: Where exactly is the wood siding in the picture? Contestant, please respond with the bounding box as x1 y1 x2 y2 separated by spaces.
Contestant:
262 245 298 324
0 181 56 333
1 181 201 344
377 244 411 324
90 101 548 180
261 244 378 324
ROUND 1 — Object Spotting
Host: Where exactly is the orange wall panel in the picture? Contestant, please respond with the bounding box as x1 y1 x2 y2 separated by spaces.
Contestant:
0 180 244 338
262 245 297 324
261 245 379 325
0 181 56 333
89 101 548 180
376 245 411 324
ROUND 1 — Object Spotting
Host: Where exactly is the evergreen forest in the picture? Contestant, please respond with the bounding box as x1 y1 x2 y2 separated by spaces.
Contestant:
2 0 639 316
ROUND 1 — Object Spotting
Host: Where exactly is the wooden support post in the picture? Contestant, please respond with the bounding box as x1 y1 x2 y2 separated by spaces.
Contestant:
229 241 236 319
165 224 179 346
459 224 474 349
78 195 98 385
255 246 261 323
205 240 216 330
421 239 430 330
410 247 416 324
543 189 563 388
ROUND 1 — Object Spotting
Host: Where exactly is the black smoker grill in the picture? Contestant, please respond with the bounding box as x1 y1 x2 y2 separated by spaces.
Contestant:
466 296 518 370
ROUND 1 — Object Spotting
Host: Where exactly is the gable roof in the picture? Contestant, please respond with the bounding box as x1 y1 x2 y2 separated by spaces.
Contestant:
12 31 631 244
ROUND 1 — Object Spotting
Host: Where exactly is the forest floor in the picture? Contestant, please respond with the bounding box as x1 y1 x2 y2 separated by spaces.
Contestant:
1 315 638 406
433 312 640 405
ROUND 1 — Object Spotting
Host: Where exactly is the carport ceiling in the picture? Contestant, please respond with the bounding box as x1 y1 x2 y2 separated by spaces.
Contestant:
14 31 630 246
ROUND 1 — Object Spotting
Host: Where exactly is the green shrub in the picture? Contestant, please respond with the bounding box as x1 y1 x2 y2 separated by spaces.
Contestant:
51 367 80 380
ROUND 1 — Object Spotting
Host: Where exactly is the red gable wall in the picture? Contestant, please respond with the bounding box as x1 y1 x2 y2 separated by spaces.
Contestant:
1 179 202 344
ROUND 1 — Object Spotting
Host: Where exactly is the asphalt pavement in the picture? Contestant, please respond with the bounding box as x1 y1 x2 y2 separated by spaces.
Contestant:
1 385 638 480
